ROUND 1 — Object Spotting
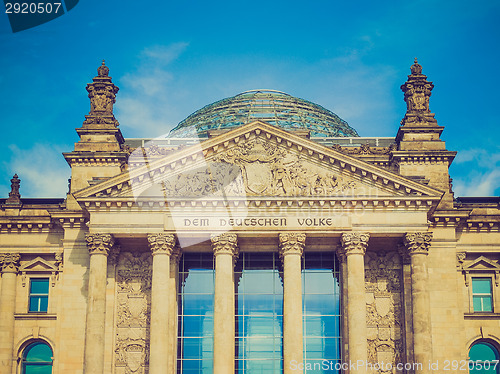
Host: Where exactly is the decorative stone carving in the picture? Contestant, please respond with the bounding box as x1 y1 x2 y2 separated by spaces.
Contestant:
82 61 120 128
211 233 238 257
332 143 396 155
339 232 370 256
365 251 403 372
159 162 245 198
402 232 433 256
278 232 306 258
86 233 115 256
115 251 152 374
147 233 176 255
0 253 21 273
215 138 357 196
109 245 121 266
456 252 466 269
6 174 21 204
400 58 437 126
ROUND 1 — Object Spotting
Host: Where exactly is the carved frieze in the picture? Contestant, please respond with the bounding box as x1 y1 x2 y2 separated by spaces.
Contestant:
115 251 152 374
0 253 21 273
365 251 403 372
213 138 357 196
278 232 306 258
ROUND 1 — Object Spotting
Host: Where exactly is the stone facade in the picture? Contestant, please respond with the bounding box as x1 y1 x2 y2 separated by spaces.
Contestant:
0 60 499 374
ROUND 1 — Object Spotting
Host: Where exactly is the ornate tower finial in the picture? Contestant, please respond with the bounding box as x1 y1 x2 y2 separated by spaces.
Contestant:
411 57 423 75
6 174 21 204
83 60 120 125
97 60 109 77
399 58 437 127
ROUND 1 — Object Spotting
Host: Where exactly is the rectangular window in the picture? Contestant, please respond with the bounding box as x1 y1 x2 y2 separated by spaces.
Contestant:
235 252 283 374
29 278 49 313
472 278 493 312
302 252 342 372
177 253 214 374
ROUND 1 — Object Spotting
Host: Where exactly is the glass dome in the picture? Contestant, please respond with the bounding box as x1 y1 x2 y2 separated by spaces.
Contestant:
168 90 359 138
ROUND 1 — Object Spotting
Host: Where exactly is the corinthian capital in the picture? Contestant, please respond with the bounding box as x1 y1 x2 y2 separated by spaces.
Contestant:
86 233 115 256
0 253 21 273
279 232 306 259
148 233 177 255
403 232 433 256
211 233 238 258
340 232 370 256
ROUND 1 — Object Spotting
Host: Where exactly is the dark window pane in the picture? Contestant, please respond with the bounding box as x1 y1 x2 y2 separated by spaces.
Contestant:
30 279 49 294
472 278 492 294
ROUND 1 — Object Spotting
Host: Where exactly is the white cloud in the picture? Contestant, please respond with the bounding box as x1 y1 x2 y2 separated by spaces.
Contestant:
452 148 500 197
115 43 190 137
2 144 70 198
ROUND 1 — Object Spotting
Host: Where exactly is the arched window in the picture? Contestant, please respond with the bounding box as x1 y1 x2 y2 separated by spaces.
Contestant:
469 342 500 374
22 342 53 374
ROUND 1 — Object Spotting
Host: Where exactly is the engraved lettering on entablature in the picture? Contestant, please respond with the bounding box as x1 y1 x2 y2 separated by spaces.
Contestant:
214 138 357 196
365 251 403 372
114 251 152 374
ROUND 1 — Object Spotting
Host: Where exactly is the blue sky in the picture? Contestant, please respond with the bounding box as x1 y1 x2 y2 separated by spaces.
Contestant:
0 0 499 197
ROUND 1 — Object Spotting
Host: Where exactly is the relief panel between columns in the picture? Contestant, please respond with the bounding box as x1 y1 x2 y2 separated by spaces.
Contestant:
365 251 403 373
114 251 152 374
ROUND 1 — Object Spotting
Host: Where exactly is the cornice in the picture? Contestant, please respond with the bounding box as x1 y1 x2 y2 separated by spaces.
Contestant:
77 196 439 211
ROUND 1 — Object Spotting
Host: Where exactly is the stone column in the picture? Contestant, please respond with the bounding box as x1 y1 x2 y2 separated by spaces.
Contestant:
0 253 20 373
84 234 115 374
169 248 182 374
340 232 369 372
279 233 306 374
148 233 177 374
403 232 433 373
211 233 238 374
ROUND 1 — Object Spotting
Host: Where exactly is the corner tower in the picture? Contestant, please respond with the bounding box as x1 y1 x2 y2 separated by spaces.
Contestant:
64 61 128 193
391 59 457 208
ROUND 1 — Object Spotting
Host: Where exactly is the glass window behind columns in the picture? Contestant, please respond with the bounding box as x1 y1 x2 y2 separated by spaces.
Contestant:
302 252 341 373
235 252 284 374
178 253 215 374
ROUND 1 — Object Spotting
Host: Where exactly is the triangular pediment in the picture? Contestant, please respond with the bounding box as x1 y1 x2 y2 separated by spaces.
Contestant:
19 257 58 272
464 256 500 271
74 121 443 203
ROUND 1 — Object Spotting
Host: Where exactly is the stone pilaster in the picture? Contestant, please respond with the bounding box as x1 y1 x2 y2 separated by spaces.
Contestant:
211 233 238 374
340 232 369 372
279 232 306 374
169 246 182 374
148 233 177 374
84 234 114 374
0 253 20 373
403 232 433 373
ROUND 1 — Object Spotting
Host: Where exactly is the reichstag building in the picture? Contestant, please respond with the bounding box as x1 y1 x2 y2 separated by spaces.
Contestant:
0 60 499 374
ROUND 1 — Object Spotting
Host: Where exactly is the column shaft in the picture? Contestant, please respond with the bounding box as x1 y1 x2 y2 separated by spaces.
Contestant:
346 253 367 365
0 253 19 373
283 253 304 372
212 233 238 374
411 253 432 370
403 232 433 374
340 232 369 373
84 254 108 373
148 233 178 374
168 256 180 374
84 234 114 374
279 232 305 374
